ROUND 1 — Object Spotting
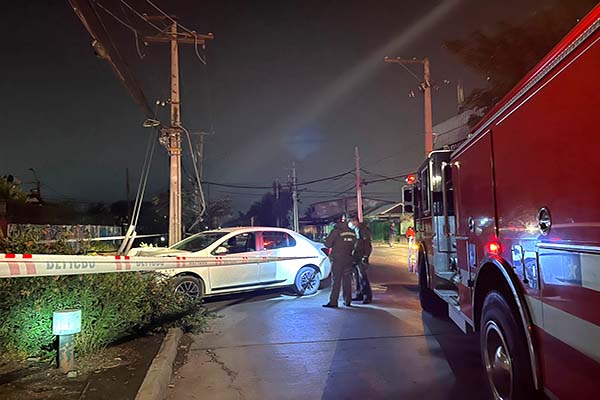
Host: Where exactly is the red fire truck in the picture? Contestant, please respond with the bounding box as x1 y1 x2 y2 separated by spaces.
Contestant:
406 5 600 400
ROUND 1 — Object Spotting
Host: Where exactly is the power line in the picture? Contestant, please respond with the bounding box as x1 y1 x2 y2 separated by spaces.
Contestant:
296 169 354 186
144 0 196 35
119 0 164 33
201 168 355 190
398 61 422 83
361 168 404 182
362 172 411 185
94 1 146 59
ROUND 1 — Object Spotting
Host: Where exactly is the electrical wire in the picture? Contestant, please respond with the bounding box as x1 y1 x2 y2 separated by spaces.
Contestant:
119 0 164 33
397 62 422 83
180 124 207 217
143 0 211 65
94 1 146 59
362 172 412 185
144 0 196 35
361 168 404 182
296 169 354 186
194 33 207 65
203 181 272 190
131 127 158 227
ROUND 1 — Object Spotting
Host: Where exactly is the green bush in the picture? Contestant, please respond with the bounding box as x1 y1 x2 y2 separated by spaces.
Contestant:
0 232 204 359
0 273 200 358
0 229 90 255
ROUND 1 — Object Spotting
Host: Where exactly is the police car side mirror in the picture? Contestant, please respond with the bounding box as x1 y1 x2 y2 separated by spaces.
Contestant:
214 246 228 255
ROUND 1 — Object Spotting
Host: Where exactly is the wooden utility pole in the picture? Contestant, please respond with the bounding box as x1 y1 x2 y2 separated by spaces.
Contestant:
355 146 363 222
145 18 213 245
384 57 433 156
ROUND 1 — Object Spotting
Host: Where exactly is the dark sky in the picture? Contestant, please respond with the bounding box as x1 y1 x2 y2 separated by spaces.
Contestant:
1 0 568 212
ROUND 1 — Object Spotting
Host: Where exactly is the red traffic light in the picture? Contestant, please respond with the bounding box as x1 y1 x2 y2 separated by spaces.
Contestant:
406 174 417 185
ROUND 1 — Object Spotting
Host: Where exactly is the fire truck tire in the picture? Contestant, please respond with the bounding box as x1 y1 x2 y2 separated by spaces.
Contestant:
417 252 447 317
480 291 537 400
174 275 205 299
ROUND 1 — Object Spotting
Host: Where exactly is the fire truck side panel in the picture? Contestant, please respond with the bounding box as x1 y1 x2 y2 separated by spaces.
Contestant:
492 23 600 399
452 132 496 321
415 160 435 287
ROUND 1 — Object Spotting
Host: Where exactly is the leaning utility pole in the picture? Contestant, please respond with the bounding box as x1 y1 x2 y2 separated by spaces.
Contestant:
384 56 433 156
273 179 281 228
145 18 213 245
354 146 364 222
191 131 214 182
291 164 299 232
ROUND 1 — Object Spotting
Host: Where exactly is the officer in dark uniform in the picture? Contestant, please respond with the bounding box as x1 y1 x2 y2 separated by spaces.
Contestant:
323 217 357 308
349 217 373 304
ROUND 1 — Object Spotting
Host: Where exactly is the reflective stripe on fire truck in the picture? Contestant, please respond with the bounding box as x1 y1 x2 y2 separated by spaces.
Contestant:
525 295 600 364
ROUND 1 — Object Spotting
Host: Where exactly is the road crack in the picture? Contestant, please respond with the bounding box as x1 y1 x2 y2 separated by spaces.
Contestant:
205 349 245 400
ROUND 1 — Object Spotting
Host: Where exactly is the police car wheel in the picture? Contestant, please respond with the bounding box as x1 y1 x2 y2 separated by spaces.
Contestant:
294 266 320 296
480 291 536 400
174 275 204 299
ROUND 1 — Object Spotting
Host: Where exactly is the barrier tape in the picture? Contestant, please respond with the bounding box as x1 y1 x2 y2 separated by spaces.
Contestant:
0 253 317 278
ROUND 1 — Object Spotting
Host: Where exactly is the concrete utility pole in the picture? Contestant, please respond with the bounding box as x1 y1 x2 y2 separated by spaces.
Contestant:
354 146 364 222
291 164 299 232
145 18 213 245
168 21 182 245
384 57 433 156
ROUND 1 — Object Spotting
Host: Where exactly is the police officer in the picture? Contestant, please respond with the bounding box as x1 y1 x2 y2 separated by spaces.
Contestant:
323 217 357 308
349 216 373 304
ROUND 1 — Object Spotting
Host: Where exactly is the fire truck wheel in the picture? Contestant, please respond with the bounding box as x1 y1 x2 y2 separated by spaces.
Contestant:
480 291 536 400
174 275 205 299
418 252 446 316
294 266 321 296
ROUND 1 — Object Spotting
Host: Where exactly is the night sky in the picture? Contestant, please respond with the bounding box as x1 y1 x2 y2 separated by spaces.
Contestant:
1 0 565 213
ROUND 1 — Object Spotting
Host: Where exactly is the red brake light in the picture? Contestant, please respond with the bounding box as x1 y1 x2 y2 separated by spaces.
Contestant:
486 242 502 255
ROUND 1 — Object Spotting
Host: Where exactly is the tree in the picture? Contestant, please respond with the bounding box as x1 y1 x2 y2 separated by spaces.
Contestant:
203 198 233 230
446 1 597 126
0 175 26 202
240 190 293 227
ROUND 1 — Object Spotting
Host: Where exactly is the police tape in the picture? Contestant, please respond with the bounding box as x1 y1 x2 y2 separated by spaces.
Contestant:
0 253 317 278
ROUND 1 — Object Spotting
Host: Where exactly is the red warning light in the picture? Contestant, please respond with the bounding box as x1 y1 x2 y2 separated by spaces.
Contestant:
406 174 417 185
486 242 502 255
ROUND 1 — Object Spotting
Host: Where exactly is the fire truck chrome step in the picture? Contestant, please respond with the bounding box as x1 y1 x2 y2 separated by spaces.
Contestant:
448 303 469 334
433 289 460 306
436 271 456 280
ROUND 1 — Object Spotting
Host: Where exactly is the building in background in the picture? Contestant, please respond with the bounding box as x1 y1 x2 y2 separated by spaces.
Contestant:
432 110 480 150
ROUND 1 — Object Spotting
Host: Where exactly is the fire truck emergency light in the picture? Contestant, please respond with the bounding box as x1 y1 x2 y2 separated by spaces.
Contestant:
406 174 417 185
485 242 502 256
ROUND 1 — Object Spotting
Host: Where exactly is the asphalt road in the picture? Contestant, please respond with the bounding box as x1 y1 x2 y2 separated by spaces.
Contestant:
168 246 490 400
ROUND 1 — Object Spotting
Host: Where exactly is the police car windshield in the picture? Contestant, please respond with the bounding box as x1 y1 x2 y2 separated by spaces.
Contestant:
170 232 227 252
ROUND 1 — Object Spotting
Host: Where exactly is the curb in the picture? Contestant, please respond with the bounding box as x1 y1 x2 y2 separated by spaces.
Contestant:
135 328 183 400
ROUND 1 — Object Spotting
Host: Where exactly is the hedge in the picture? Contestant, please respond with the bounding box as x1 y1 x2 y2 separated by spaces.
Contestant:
0 231 203 358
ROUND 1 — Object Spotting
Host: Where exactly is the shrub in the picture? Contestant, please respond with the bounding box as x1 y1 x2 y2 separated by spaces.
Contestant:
0 272 200 358
0 232 204 359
